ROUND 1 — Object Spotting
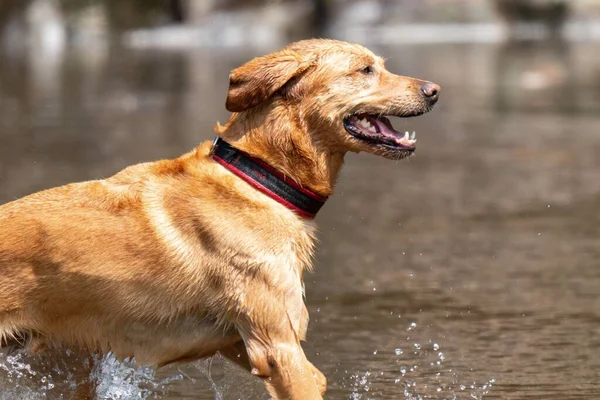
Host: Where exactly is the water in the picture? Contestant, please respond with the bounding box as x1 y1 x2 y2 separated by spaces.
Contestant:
2 39 600 399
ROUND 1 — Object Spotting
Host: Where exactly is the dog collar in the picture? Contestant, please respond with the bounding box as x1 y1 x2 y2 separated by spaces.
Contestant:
210 137 328 219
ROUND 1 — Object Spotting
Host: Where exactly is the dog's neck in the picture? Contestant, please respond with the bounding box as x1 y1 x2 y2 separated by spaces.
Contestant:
215 107 345 197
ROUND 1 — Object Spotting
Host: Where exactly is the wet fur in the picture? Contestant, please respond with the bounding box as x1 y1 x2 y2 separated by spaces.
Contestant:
0 39 438 399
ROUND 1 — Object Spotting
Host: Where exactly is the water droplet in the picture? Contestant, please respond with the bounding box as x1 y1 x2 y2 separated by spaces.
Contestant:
460 385 466 390
407 322 417 331
400 366 407 375
373 350 377 355
395 348 403 355
437 387 441 392
413 343 421 350
433 343 440 351
438 352 445 361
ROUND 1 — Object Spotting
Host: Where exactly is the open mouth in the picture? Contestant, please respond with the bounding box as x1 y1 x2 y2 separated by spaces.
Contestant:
343 114 417 152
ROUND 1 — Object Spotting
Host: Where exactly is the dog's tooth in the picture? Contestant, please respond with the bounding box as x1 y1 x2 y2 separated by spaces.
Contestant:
360 118 369 127
403 131 410 141
410 132 416 140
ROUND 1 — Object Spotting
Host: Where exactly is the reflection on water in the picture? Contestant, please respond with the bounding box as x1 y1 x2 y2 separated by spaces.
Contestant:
2 39 600 399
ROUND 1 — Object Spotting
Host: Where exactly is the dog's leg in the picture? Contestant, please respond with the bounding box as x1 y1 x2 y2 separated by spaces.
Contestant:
308 361 327 396
245 339 322 400
220 340 326 396
233 287 325 400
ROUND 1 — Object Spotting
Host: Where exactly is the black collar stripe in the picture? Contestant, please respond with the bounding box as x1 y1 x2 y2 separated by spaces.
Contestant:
249 157 328 202
211 137 328 219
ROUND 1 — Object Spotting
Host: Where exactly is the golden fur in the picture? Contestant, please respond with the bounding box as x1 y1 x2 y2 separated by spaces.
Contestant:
0 39 439 399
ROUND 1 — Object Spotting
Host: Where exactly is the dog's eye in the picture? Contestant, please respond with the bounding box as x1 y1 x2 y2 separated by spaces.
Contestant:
360 65 374 75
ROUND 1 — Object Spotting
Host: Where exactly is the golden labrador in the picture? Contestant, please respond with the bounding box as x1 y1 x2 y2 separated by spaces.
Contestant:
0 39 439 399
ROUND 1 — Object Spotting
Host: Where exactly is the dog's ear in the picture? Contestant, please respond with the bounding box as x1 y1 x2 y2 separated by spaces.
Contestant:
225 50 312 113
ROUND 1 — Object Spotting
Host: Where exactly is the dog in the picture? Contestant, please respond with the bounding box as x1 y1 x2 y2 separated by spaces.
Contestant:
0 39 439 399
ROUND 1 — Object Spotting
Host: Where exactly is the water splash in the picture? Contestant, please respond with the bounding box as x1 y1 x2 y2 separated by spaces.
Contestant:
0 345 269 399
0 350 72 399
348 322 495 399
91 353 184 399
0 349 184 399
349 371 371 399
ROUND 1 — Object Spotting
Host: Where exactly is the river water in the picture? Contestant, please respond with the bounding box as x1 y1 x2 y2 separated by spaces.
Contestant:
1 39 600 399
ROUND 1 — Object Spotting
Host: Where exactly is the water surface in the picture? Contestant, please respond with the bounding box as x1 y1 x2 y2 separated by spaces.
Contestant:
1 41 600 399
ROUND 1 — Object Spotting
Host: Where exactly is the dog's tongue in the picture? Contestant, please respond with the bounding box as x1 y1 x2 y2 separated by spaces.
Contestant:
366 116 399 138
366 115 416 146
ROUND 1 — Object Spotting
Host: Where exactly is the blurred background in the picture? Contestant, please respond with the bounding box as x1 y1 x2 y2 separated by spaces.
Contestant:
2 0 600 399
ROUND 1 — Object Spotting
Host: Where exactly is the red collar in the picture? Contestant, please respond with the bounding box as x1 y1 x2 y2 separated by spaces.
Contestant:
210 137 328 219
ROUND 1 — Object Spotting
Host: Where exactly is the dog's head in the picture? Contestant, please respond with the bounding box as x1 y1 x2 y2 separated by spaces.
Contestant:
225 39 439 160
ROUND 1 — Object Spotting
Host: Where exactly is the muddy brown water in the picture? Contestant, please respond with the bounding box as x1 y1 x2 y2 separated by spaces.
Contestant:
1 41 600 399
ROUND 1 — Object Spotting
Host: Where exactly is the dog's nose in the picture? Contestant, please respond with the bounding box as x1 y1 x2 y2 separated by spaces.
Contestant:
421 82 440 105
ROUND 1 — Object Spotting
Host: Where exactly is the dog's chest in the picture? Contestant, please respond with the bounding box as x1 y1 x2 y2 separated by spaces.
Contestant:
215 214 317 286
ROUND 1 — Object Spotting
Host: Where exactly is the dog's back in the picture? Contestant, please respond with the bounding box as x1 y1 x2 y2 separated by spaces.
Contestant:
0 158 236 363
0 172 146 349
